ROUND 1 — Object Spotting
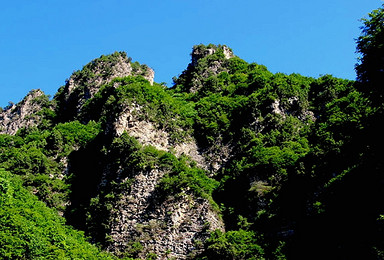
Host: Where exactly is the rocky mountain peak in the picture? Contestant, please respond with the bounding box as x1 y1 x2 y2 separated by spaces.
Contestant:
191 44 234 67
0 40 377 259
0 89 50 135
173 44 236 94
66 51 154 95
55 51 154 122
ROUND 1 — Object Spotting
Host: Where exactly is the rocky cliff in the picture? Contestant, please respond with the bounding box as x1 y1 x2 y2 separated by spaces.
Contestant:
112 101 207 170
55 51 154 122
42 50 225 259
106 168 223 259
0 89 51 135
1 44 365 259
175 44 235 94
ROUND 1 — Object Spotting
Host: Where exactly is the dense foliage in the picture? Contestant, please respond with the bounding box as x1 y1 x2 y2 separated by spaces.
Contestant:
0 169 115 259
0 120 101 211
1 4 384 259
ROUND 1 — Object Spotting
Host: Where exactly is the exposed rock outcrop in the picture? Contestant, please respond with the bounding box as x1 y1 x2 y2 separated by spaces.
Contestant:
113 103 208 170
56 52 154 121
191 45 234 67
270 97 316 122
175 44 235 94
0 89 49 135
106 168 224 259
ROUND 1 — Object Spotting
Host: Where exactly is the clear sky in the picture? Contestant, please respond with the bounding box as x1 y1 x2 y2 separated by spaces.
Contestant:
0 0 382 107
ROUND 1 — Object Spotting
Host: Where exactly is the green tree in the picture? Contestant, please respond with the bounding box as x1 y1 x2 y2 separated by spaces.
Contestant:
356 4 384 105
202 229 264 260
0 169 115 259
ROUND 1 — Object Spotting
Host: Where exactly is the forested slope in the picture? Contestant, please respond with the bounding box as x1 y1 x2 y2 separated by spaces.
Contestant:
1 4 384 259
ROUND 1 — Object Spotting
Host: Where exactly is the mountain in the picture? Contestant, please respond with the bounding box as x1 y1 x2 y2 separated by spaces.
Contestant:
1 5 384 258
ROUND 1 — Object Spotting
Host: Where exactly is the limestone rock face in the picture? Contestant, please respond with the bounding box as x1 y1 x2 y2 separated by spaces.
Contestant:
173 44 236 94
187 45 234 94
270 97 316 122
106 168 224 259
113 104 208 170
56 52 154 121
191 44 234 67
0 89 49 135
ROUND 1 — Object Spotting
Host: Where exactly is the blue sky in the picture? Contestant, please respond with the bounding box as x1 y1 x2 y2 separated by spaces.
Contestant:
0 0 382 107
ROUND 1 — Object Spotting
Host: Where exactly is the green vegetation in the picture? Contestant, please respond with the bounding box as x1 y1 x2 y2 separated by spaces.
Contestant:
81 76 195 143
0 120 101 211
1 4 384 258
0 169 115 259
201 229 265 260
157 152 219 206
84 133 220 247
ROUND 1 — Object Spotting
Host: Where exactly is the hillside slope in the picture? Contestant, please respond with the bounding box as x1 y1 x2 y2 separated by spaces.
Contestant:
1 7 384 257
